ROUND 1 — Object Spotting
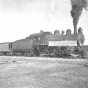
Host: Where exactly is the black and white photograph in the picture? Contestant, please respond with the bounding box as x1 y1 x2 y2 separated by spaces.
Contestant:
0 0 88 88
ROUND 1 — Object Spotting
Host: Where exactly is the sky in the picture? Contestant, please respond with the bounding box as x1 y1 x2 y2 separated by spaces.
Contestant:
0 0 88 44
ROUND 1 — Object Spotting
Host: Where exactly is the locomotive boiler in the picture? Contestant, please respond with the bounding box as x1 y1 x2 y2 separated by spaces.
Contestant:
35 28 85 57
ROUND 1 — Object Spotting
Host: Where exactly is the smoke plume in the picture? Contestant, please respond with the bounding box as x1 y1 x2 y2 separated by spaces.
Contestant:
70 0 88 34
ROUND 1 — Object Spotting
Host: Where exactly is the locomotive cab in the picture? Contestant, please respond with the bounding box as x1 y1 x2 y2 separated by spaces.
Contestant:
28 31 52 56
29 31 51 42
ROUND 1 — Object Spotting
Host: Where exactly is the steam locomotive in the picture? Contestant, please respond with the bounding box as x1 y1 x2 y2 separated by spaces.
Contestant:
0 27 87 58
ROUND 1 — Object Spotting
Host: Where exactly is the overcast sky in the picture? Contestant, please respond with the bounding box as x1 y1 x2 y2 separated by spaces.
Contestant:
0 0 88 44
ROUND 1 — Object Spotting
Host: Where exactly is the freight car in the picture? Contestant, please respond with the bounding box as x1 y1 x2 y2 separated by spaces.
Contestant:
0 42 13 56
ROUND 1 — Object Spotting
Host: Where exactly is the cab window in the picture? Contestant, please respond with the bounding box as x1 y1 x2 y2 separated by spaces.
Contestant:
30 36 42 41
32 38 36 41
38 36 41 41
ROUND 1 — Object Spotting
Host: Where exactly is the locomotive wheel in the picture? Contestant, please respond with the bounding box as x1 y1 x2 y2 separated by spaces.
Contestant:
24 52 28 56
43 49 49 55
0 52 4 56
9 52 14 56
33 50 40 56
14 52 23 56
58 51 62 57
66 50 71 56
58 51 66 57
35 52 40 56
52 49 58 57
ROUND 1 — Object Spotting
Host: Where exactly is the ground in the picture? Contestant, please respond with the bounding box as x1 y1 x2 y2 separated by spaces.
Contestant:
0 56 88 88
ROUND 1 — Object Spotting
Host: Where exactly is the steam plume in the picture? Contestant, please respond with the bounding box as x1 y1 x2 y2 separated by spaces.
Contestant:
70 0 88 34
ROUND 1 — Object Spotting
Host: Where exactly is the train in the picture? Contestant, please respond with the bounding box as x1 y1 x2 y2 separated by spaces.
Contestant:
0 27 88 58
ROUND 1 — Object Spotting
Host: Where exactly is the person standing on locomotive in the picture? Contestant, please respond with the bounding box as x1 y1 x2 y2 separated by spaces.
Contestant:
77 27 88 58
77 27 85 47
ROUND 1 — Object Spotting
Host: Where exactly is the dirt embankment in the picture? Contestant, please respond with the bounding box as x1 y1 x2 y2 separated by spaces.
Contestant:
0 56 88 88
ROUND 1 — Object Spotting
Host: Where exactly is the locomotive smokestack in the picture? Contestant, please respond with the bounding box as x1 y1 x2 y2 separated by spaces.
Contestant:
70 0 88 34
74 25 77 34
